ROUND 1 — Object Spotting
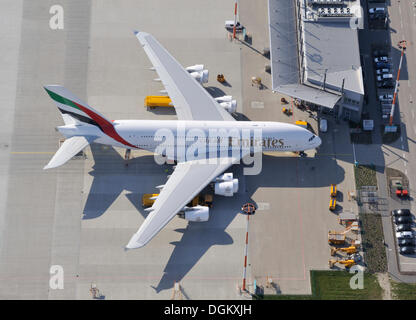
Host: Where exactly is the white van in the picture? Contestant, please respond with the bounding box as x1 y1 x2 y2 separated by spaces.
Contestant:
377 73 393 81
319 119 328 133
225 21 243 31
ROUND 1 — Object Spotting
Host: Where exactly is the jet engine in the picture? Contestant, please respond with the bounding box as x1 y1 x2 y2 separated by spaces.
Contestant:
214 96 237 113
178 205 209 222
190 70 209 84
219 101 237 113
213 173 239 197
186 64 204 73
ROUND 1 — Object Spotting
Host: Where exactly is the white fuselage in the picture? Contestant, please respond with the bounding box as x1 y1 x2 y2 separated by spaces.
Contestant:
58 119 321 158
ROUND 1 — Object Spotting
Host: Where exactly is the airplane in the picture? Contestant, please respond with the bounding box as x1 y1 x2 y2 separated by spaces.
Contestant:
43 30 322 249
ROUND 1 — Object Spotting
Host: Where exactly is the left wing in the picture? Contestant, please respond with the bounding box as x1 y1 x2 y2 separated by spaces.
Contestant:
134 30 235 122
126 157 239 249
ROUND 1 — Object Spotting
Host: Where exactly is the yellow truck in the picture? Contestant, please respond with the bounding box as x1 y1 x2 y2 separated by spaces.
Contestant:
330 184 337 198
144 96 173 109
142 193 213 208
295 120 308 129
329 198 336 211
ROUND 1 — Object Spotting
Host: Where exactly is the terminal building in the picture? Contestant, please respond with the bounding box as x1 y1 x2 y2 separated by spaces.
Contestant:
268 0 364 122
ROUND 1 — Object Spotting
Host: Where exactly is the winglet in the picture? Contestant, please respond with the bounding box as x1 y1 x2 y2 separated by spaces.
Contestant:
126 232 146 249
133 30 140 35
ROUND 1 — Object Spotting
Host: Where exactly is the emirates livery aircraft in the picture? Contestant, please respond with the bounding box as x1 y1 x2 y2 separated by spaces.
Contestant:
43 31 321 249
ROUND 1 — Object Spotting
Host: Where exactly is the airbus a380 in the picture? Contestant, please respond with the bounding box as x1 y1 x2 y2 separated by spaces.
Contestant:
43 31 321 249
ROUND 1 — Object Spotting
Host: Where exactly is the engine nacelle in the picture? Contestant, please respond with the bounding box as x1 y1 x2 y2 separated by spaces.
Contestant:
214 179 239 197
186 64 204 73
178 205 209 222
214 95 233 103
219 100 237 113
190 70 209 84
215 172 233 182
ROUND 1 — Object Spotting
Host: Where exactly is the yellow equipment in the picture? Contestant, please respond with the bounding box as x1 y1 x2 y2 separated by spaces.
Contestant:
142 193 213 208
142 193 159 207
217 74 226 83
282 107 292 116
328 232 345 245
295 120 308 128
328 225 359 245
187 194 213 208
329 198 336 211
329 259 356 269
144 96 173 109
330 184 337 198
330 246 359 256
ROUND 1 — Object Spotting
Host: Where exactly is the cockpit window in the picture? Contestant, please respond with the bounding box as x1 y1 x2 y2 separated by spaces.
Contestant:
308 135 315 142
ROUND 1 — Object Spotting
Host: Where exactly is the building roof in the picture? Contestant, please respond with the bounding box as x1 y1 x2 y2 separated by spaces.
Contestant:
277 83 341 108
302 20 364 95
268 0 343 109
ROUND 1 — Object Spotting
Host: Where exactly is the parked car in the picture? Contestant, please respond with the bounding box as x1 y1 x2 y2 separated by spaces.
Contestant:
396 224 413 232
377 80 394 88
375 62 391 68
319 118 327 133
400 247 415 255
377 74 393 82
374 56 389 63
376 68 390 75
396 231 413 239
395 216 413 224
392 209 412 217
379 94 393 102
369 8 386 15
398 239 415 247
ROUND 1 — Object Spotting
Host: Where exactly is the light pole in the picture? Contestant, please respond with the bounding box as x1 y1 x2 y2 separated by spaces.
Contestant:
233 0 238 39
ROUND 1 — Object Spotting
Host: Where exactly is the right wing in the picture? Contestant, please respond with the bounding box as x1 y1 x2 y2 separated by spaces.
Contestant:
44 136 97 169
126 157 239 249
134 30 235 122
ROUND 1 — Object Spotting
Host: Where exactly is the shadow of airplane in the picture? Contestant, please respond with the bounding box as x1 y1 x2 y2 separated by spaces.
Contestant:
82 143 345 293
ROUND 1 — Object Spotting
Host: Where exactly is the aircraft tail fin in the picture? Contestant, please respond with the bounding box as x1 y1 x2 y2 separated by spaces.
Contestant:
43 85 112 127
44 135 97 170
44 85 137 149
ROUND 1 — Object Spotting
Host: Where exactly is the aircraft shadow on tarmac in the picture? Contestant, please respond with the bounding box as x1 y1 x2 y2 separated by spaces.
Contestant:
83 143 345 292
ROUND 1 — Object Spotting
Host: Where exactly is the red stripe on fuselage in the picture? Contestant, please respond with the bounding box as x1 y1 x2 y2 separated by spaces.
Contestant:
72 101 137 149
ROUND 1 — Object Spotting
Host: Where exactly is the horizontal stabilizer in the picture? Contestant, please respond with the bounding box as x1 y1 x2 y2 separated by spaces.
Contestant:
44 136 96 170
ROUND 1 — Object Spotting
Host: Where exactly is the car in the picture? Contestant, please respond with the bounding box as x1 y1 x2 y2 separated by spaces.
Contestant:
376 68 390 75
396 224 413 232
398 239 415 247
396 231 413 239
374 56 389 63
392 209 412 217
369 7 386 15
224 21 244 31
375 62 391 68
370 13 387 20
395 216 413 224
379 94 393 102
377 74 393 82
319 118 327 132
400 247 415 255
377 80 394 89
